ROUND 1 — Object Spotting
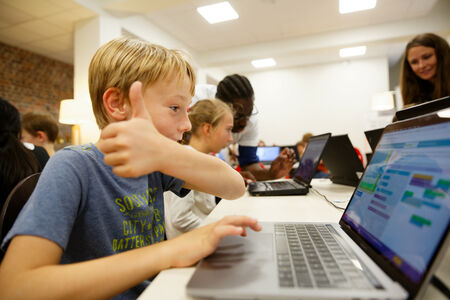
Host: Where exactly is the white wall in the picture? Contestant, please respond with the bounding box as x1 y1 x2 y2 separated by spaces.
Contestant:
121 16 194 55
73 14 199 143
73 8 391 153
74 16 122 144
246 57 389 154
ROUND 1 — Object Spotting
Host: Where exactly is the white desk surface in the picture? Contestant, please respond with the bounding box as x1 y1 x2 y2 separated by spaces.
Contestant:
139 179 449 300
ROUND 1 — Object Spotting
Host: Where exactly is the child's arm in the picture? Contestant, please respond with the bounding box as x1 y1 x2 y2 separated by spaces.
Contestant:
97 81 245 200
0 216 261 299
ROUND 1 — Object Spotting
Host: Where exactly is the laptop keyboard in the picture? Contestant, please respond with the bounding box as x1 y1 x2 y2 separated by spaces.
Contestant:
260 180 304 191
275 223 376 289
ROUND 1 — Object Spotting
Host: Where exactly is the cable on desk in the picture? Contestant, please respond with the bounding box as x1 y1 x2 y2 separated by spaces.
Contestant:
431 275 450 299
311 187 346 211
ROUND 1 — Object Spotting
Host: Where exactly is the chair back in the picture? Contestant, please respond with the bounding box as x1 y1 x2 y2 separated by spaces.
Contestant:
0 173 40 252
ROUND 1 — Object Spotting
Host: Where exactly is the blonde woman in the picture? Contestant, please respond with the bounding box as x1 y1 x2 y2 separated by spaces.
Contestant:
165 99 234 238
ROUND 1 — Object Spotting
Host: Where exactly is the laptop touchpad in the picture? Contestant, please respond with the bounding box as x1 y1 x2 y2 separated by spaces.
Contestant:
189 232 275 289
207 232 273 263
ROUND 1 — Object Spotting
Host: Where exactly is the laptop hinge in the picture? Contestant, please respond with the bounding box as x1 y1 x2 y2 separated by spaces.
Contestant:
293 177 311 188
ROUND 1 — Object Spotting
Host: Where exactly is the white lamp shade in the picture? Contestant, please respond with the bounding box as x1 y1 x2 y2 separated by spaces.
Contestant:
59 99 92 124
371 91 394 111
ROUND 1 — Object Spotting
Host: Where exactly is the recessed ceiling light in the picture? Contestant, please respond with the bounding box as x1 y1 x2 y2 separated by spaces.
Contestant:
197 1 239 24
339 0 376 14
339 46 367 57
251 58 276 68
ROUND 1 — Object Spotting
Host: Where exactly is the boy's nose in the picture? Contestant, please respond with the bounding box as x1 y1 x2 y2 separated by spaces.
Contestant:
180 114 192 133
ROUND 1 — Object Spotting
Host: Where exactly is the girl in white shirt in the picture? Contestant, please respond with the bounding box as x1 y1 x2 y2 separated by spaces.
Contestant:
164 99 234 239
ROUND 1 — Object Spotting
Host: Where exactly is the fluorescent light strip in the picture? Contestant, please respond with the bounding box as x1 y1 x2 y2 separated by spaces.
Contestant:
339 0 376 14
339 46 366 57
251 58 276 68
197 1 239 24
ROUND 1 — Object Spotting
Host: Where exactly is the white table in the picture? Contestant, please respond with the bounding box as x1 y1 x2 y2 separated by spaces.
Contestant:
139 179 449 300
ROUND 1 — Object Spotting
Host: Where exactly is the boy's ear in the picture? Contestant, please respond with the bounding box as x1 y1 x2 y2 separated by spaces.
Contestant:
103 87 129 121
35 130 48 142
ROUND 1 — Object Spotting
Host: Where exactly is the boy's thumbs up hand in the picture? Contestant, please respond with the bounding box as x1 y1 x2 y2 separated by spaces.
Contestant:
129 81 151 120
97 81 166 177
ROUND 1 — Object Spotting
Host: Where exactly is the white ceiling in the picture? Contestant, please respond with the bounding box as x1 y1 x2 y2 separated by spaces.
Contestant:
0 0 449 74
0 0 95 63
143 0 436 51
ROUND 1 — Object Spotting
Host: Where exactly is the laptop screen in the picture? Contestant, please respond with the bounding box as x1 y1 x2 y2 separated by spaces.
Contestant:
256 146 280 162
364 128 384 152
395 95 450 121
294 133 330 184
342 117 450 285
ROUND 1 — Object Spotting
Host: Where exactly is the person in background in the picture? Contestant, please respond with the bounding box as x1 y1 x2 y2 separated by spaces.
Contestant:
301 132 313 143
294 132 313 160
257 140 266 147
21 112 59 156
0 38 260 300
165 99 234 239
0 98 40 209
219 142 239 168
295 140 306 160
194 74 295 181
400 33 450 107
21 142 49 170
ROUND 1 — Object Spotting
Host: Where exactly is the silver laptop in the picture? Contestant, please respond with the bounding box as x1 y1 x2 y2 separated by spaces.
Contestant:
187 109 450 299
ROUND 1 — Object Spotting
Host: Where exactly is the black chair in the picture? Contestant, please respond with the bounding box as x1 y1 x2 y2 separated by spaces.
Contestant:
0 173 40 260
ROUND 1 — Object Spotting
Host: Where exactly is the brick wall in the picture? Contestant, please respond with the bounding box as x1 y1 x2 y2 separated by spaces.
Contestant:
0 42 73 146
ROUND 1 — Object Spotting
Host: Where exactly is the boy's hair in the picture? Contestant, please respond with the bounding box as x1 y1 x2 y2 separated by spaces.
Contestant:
89 38 196 129
181 98 233 144
22 112 59 142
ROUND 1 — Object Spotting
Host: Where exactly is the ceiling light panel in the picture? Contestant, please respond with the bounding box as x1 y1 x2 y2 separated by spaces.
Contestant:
197 1 239 24
339 0 376 14
251 58 276 68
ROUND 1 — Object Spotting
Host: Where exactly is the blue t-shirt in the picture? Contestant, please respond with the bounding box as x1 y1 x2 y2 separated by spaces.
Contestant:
1 143 188 299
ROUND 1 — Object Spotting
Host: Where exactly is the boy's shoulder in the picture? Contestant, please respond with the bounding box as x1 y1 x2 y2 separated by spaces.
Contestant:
43 143 116 186
63 143 96 152
60 143 100 156
50 143 103 167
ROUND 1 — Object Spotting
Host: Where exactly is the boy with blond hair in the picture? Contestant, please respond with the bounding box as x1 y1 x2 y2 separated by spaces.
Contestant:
0 38 260 299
